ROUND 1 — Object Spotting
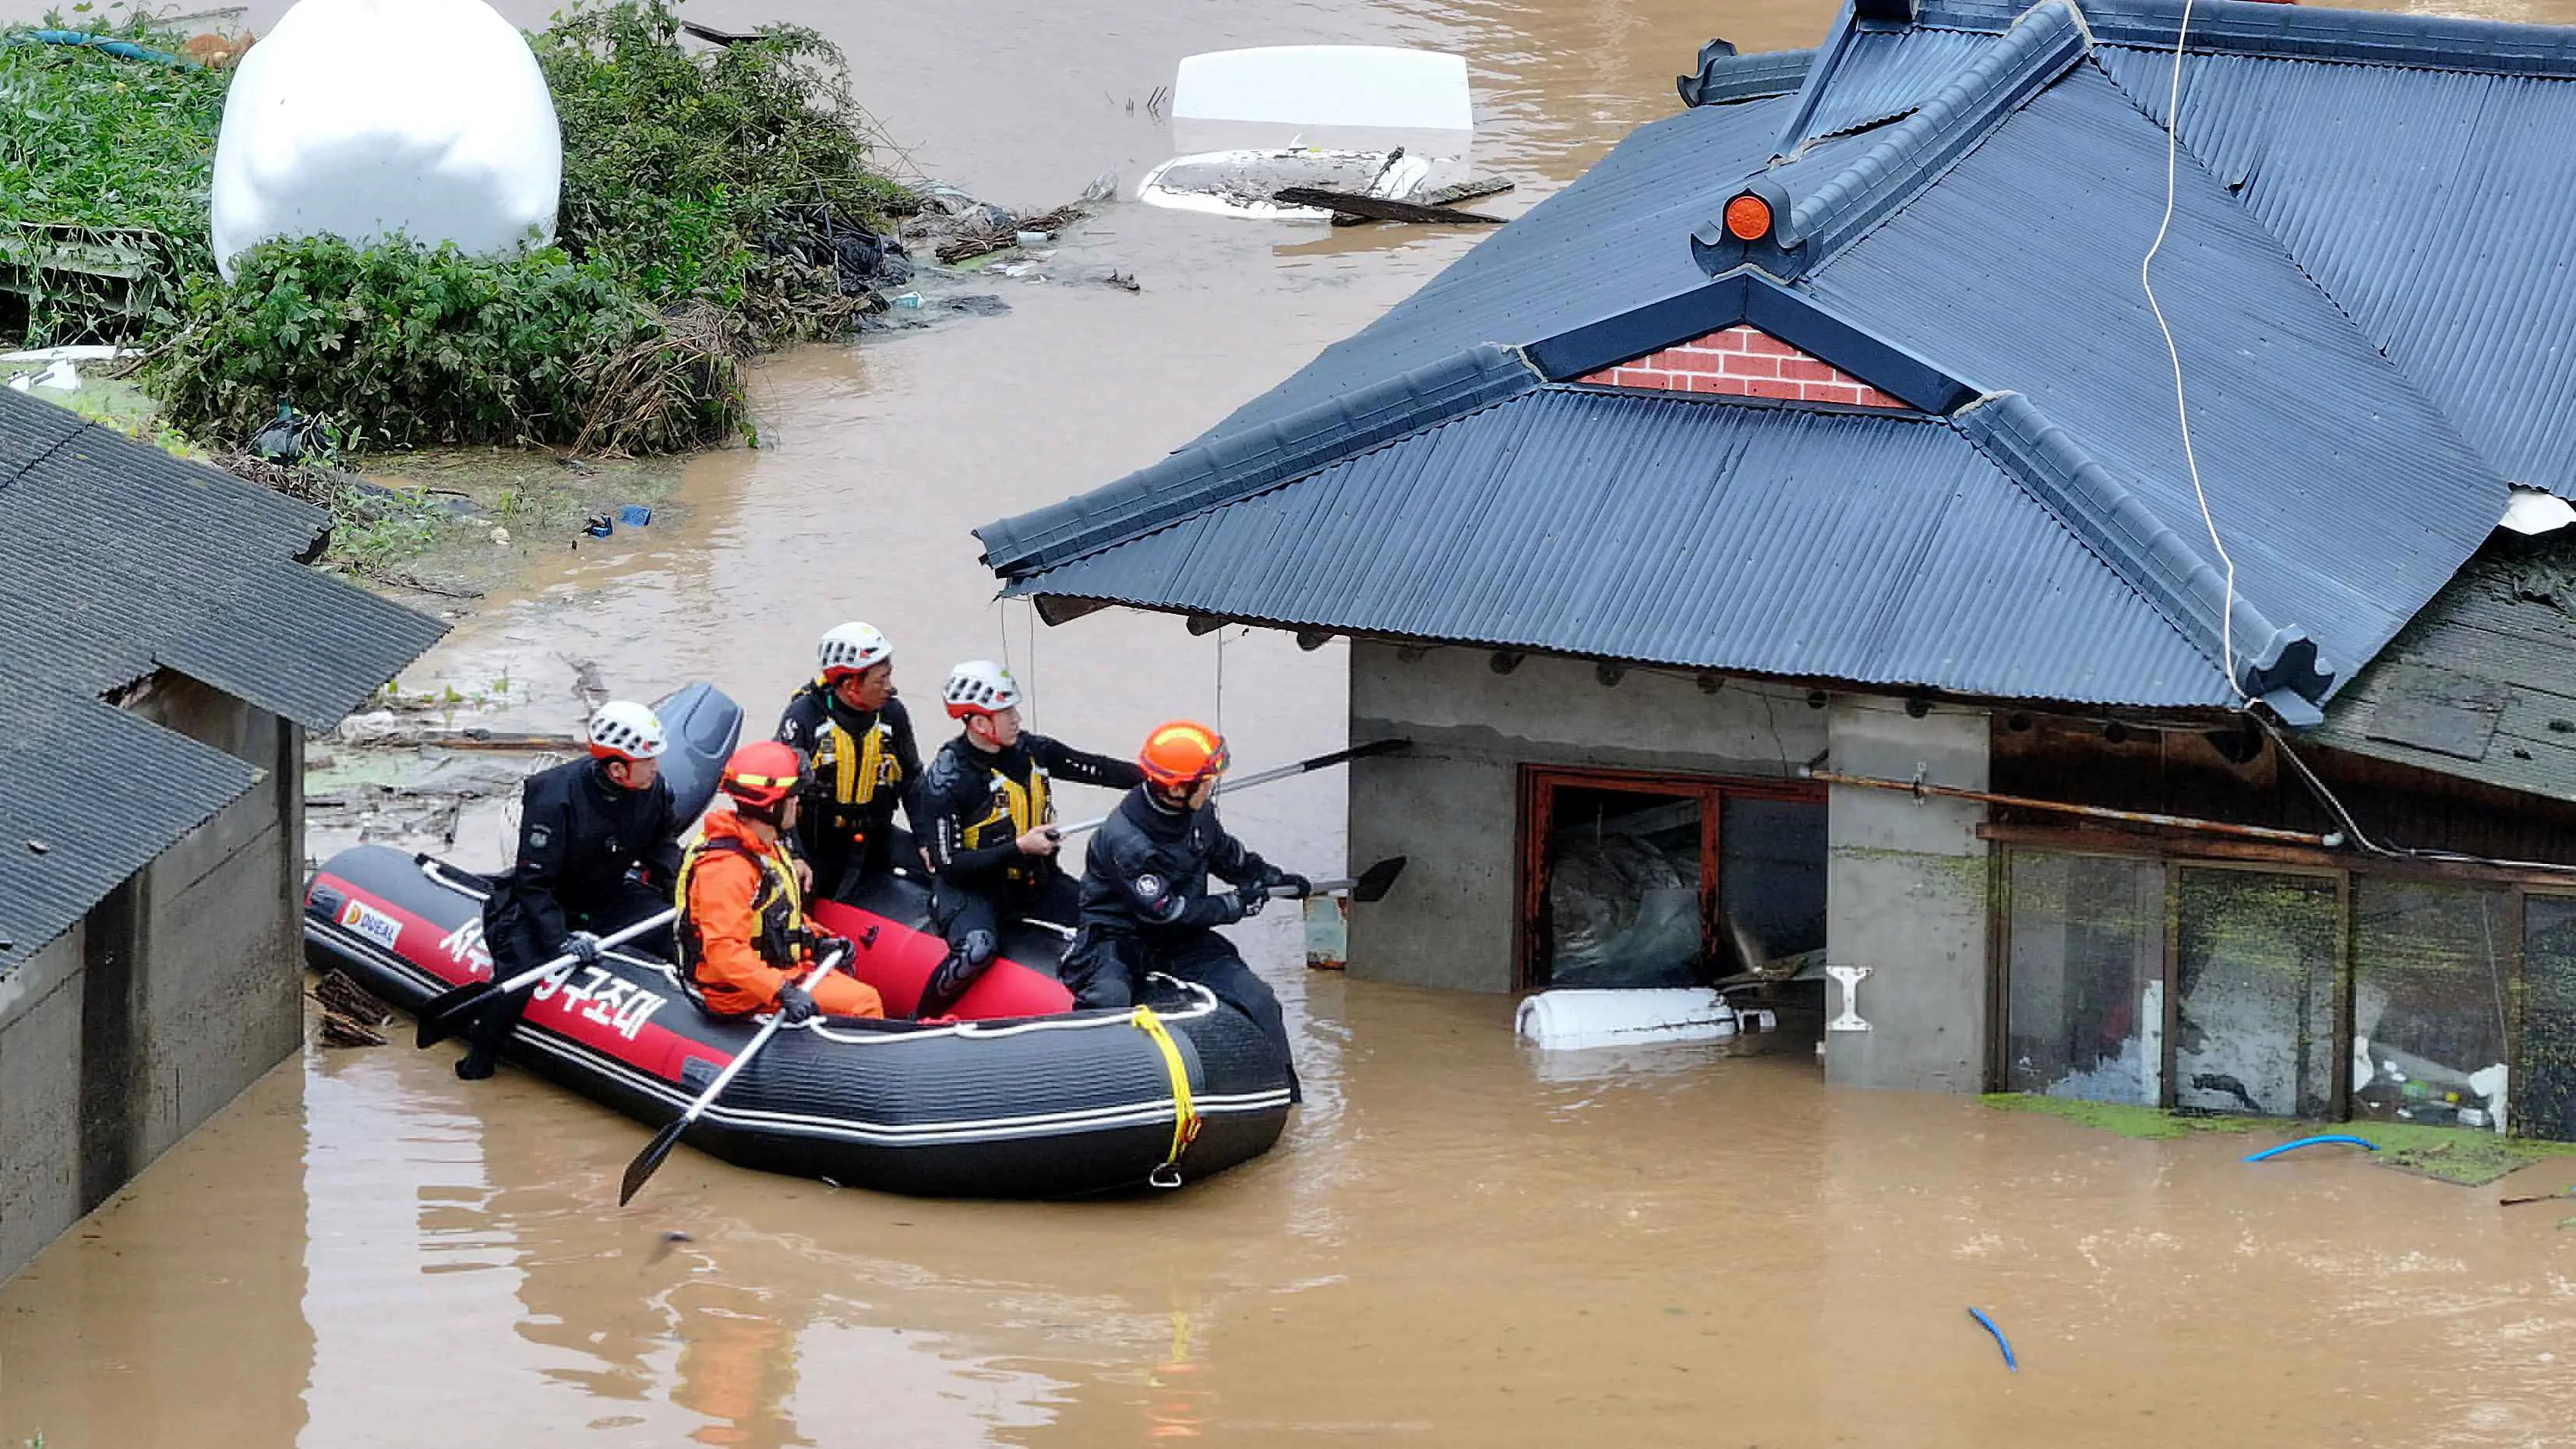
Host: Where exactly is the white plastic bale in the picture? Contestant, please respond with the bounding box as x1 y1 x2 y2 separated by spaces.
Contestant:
1514 989 1753 1052
210 0 563 280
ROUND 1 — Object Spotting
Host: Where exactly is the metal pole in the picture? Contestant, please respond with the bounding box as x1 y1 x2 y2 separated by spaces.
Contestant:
1800 767 2347 849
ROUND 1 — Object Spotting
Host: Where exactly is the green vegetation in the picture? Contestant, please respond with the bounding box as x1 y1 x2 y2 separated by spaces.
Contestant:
0 5 228 344
535 0 912 345
1982 1092 2576 1186
146 237 746 454
6 0 912 459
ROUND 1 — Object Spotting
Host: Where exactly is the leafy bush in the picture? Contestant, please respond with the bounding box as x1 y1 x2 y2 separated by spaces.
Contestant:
0 7 230 342
147 235 746 454
535 0 913 345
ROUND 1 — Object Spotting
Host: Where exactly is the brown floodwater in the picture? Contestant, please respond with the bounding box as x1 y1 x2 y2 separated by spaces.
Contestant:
11 0 2576 1443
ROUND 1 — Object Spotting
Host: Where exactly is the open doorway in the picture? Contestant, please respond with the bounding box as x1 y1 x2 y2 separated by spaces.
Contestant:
1517 766 1826 990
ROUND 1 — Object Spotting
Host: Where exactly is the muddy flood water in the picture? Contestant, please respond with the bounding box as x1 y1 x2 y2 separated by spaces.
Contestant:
12 0 2576 1443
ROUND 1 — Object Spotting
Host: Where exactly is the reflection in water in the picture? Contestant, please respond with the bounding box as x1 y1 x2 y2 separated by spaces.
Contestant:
11 0 2576 1443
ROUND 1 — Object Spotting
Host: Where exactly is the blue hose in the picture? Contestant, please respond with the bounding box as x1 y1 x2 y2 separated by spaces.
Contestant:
4 29 198 69
2244 1133 2380 1163
1967 1306 2017 1372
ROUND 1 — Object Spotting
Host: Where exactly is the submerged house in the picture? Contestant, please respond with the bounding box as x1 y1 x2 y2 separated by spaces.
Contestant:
980 0 2576 1141
0 388 443 1282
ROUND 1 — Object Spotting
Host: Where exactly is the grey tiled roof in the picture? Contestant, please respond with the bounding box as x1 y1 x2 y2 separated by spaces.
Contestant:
0 387 448 969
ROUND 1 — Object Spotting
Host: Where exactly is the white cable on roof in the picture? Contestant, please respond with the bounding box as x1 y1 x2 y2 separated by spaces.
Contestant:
2140 0 2251 707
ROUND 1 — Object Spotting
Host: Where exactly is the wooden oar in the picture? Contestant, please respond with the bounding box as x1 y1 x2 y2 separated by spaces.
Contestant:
415 908 677 1049
619 955 834 1206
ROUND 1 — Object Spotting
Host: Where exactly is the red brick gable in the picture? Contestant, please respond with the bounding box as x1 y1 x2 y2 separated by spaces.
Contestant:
1577 325 1907 409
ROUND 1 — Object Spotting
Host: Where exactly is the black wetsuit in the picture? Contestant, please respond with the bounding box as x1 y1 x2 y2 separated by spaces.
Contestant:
460 756 682 1077
912 731 1141 1017
774 681 926 901
1064 785 1300 1097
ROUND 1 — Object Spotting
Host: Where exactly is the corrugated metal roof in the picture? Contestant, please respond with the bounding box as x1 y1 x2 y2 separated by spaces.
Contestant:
0 387 449 968
2094 44 2576 500
1923 0 2576 77
983 0 2576 738
0 684 259 968
980 346 1537 576
1801 66 2505 703
2313 534 2576 801
1784 25 1998 147
1013 389 2227 707
1777 2 2086 270
1208 91 1796 435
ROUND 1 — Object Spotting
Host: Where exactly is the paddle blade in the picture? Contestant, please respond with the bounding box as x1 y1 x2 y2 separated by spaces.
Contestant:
1350 856 1408 904
620 1117 690 1207
416 981 496 1049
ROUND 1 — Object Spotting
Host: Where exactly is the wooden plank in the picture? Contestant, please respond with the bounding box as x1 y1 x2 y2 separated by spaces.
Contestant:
1272 188 1507 225
1419 177 1516 206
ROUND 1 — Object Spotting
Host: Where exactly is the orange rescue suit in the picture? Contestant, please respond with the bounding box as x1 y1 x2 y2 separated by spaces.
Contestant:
677 805 884 1018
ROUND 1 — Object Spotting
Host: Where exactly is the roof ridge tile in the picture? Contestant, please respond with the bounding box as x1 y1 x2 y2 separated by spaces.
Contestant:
1952 389 2329 717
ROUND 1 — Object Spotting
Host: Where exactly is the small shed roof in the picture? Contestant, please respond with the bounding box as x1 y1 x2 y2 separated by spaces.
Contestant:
0 388 446 968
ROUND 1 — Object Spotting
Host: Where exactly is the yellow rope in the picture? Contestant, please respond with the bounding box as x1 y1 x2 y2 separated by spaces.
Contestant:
1131 1005 1200 1179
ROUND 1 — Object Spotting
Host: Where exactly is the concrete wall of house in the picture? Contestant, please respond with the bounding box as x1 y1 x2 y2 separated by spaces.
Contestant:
0 673 303 1285
0 927 86 1279
1345 642 1827 992
1822 697 1992 1093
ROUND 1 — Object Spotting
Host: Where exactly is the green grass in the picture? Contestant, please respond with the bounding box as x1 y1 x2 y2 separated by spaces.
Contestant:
1981 1092 2576 1186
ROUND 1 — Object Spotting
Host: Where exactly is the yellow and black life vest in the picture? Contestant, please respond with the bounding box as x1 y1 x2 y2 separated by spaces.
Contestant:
812 684 903 811
672 832 807 979
961 759 1053 876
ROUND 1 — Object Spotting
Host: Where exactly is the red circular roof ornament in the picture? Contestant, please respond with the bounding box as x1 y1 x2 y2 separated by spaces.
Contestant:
1723 193 1773 242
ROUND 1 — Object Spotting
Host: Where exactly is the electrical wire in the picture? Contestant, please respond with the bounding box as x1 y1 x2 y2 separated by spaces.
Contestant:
2142 0 2250 707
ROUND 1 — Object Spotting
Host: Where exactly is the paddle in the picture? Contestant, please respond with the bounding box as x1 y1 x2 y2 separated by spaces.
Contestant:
415 908 679 1049
619 953 836 1206
1268 856 1407 904
1050 738 1408 838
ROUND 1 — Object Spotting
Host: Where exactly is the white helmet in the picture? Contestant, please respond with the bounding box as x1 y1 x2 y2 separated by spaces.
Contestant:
942 660 1022 719
586 700 668 761
817 621 893 682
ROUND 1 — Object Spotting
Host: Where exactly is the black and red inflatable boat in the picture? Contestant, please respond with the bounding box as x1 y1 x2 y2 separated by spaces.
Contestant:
300 685 1293 1198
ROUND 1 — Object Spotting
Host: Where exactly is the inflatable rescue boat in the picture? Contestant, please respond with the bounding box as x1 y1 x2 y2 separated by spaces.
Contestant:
301 685 1294 1198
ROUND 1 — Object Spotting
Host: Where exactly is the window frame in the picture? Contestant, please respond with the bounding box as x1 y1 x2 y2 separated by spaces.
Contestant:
1514 764 1824 992
1986 827 2565 1126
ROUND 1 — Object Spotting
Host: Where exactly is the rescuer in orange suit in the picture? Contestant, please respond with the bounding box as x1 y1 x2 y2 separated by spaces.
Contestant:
675 741 885 1021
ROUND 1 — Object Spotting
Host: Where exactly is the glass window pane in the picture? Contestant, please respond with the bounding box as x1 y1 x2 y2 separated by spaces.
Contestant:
2520 896 2576 1143
2175 869 2339 1118
1719 795 1827 973
2352 878 2512 1130
2005 852 2165 1105
1544 787 1706 988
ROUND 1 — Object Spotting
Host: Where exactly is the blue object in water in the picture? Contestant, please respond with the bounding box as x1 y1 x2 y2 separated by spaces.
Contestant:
1967 1306 2017 1373
583 514 615 539
2243 1134 2381 1164
619 505 653 527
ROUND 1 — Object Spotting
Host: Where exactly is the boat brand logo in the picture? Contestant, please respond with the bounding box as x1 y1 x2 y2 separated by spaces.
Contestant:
533 965 669 1042
338 898 405 951
439 916 495 975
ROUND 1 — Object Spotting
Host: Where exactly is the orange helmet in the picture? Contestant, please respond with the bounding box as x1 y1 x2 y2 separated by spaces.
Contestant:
719 740 805 813
1138 721 1229 791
